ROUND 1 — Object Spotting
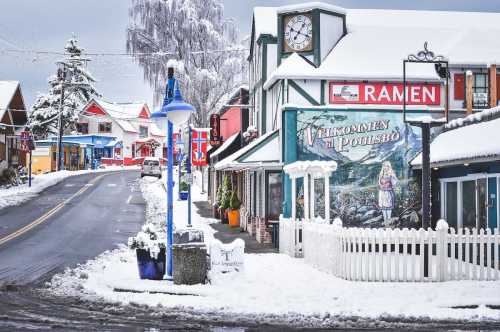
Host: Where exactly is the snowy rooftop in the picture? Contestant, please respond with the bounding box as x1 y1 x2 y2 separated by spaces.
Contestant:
214 129 279 171
255 4 500 86
0 81 20 110
263 53 315 90
277 2 346 15
253 7 278 38
95 99 149 120
411 111 500 167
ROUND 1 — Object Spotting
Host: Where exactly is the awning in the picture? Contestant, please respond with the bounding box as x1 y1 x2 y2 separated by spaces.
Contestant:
214 130 282 171
135 137 161 144
209 132 241 164
105 140 122 148
411 112 500 169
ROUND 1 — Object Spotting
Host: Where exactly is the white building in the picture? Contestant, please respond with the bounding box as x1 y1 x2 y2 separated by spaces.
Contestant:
214 2 500 243
79 99 165 165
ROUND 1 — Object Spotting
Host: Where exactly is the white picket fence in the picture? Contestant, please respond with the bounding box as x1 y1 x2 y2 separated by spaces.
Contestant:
279 216 303 258
280 218 500 282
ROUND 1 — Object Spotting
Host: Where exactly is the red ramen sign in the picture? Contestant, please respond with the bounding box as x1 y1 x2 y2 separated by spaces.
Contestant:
329 82 441 106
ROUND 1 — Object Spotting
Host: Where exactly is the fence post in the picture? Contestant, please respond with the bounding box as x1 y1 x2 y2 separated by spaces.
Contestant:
436 219 449 282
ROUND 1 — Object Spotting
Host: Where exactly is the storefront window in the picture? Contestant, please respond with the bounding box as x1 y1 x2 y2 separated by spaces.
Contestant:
462 180 476 228
266 172 282 220
445 182 457 227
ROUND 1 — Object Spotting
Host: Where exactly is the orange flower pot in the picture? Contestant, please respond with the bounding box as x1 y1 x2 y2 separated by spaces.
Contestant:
228 209 240 228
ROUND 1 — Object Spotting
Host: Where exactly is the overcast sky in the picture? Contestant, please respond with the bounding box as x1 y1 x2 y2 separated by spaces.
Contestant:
1 0 499 109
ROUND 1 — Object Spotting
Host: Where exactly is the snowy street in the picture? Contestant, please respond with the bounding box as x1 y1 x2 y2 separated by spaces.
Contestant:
45 176 500 329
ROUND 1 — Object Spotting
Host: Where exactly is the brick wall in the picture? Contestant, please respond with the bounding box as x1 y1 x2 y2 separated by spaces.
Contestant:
255 217 272 244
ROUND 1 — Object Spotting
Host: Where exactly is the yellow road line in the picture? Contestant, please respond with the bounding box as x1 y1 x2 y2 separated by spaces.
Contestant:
0 173 107 247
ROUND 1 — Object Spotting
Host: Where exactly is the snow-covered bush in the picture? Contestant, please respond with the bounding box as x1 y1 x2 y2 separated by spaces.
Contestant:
128 223 166 259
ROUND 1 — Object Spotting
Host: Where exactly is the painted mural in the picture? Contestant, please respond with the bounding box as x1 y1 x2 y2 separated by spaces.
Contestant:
296 110 422 228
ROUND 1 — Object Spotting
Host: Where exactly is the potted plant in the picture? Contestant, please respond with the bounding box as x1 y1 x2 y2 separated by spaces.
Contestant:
227 191 241 228
128 224 166 280
213 186 223 219
179 181 189 200
219 175 231 224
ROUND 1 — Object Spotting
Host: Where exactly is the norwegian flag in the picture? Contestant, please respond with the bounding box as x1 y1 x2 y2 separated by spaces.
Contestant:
191 129 209 166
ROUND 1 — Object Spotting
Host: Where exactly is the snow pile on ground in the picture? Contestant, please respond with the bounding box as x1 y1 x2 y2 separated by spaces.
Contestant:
0 165 137 210
48 174 500 327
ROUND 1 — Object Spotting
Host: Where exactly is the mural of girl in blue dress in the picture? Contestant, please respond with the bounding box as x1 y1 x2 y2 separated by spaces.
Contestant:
378 161 398 221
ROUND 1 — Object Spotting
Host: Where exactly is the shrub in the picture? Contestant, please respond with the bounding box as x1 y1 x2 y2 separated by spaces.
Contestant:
179 181 188 192
229 191 241 210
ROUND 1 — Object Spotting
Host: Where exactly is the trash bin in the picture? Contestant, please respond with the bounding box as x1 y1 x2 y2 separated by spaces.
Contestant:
173 243 207 285
172 228 207 285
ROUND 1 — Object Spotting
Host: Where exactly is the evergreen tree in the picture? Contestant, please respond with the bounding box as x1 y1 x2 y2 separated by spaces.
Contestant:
28 38 100 139
126 0 247 127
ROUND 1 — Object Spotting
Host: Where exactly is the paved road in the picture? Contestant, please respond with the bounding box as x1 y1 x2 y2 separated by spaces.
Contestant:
0 170 145 286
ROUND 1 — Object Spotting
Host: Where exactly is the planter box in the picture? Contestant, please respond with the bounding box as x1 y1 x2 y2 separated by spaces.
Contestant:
135 248 166 280
178 191 188 201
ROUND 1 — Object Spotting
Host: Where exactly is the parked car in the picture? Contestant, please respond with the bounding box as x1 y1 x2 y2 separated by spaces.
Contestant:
141 157 162 178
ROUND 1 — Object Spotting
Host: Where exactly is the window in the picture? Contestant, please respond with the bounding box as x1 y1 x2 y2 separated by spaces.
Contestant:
266 171 282 220
445 182 458 227
462 180 476 228
76 123 88 134
139 126 148 138
98 122 112 133
472 73 489 108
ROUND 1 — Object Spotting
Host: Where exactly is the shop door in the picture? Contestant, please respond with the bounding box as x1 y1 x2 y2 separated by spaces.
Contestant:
487 177 497 229
141 145 150 157
476 178 487 230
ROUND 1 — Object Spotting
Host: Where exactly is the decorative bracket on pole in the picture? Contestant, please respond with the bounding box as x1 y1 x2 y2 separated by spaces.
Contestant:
407 42 447 62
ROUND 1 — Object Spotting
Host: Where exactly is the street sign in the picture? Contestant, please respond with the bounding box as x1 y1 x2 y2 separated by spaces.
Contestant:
20 131 34 152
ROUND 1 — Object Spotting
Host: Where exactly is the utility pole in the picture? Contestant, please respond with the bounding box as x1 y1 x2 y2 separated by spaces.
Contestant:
57 73 65 171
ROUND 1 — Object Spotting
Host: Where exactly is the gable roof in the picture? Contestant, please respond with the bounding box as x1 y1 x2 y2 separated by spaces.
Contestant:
82 99 152 134
0 81 27 126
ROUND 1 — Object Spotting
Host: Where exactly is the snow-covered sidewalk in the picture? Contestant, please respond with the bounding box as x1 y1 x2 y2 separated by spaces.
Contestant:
0 166 137 210
48 175 500 327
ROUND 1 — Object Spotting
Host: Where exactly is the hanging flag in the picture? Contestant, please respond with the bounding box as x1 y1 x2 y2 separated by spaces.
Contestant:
191 129 209 166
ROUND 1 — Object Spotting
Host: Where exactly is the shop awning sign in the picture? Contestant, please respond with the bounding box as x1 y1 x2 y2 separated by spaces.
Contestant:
329 82 441 106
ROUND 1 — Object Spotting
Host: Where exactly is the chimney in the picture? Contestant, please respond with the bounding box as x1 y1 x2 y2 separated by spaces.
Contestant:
466 70 473 115
490 64 497 108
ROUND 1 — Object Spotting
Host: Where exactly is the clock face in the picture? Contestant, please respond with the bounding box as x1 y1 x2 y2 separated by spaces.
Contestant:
284 14 313 52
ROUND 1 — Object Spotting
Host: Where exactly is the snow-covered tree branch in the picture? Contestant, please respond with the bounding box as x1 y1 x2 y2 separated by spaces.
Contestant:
126 0 247 127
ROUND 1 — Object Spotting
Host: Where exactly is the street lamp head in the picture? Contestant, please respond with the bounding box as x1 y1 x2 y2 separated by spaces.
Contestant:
162 83 195 126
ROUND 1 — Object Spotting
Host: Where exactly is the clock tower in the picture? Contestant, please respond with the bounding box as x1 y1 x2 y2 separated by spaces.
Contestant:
277 3 347 67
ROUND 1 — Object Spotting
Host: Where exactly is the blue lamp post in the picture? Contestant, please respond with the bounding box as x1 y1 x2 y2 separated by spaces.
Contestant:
151 66 195 279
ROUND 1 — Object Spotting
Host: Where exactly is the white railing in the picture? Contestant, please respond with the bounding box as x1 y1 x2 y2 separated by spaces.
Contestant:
279 216 303 258
281 218 500 282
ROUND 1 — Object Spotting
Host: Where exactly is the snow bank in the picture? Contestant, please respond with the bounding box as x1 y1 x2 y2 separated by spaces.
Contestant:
0 166 136 210
48 174 500 327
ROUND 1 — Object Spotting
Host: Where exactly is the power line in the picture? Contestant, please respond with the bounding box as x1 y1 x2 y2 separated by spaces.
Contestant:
0 47 249 58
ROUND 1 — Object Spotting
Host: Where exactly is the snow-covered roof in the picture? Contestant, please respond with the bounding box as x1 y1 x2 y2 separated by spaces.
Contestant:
263 53 315 90
277 2 346 15
256 4 500 87
214 130 279 171
445 106 500 129
150 123 164 137
83 99 155 134
210 132 240 160
0 81 19 110
284 160 338 178
96 100 149 119
253 7 278 38
411 112 500 167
